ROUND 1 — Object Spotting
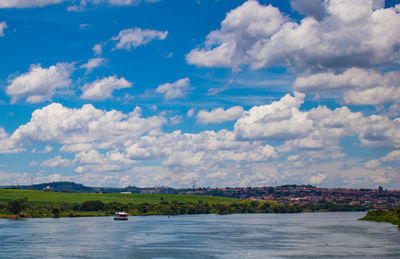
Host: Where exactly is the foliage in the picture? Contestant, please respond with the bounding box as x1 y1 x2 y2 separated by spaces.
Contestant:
52 206 60 218
359 208 400 226
0 190 303 218
79 200 105 211
6 197 28 214
302 201 369 212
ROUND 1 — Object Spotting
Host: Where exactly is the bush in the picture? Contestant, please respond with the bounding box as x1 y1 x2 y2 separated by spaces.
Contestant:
6 197 28 214
79 200 105 211
104 202 127 211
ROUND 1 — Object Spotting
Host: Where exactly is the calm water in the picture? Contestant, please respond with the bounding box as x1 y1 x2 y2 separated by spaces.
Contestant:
1 212 399 258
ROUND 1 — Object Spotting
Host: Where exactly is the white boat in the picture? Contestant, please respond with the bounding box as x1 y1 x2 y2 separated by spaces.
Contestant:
114 211 128 220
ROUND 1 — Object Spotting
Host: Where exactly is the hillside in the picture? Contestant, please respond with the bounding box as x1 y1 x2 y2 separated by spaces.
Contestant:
0 189 236 205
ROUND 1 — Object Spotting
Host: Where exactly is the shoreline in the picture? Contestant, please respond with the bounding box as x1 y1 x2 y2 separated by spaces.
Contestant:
0 210 368 219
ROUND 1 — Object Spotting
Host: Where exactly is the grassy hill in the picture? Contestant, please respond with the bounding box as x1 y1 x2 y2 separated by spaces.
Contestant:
0 189 236 205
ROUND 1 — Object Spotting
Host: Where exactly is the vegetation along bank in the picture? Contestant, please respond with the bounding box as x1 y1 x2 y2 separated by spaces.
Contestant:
0 189 301 218
359 208 400 227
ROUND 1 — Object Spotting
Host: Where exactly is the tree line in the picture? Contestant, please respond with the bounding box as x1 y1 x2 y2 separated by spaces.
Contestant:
0 198 302 218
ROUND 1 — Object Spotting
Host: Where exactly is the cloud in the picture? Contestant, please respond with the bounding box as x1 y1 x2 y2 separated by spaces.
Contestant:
124 129 277 167
0 0 64 8
80 57 107 73
234 92 312 141
0 21 7 37
169 115 183 125
187 108 196 117
290 0 326 20
380 150 400 162
0 127 22 154
6 62 74 103
294 68 400 105
364 159 381 170
0 0 159 9
187 0 400 71
60 143 93 153
307 105 400 149
197 106 244 124
79 23 91 30
41 155 74 167
355 116 400 149
72 149 137 174
294 68 386 91
93 43 104 55
187 0 285 69
3 95 400 187
156 77 190 100
3 87 400 188
0 170 75 186
111 28 167 50
233 91 400 153
31 145 53 154
10 103 166 150
81 75 132 100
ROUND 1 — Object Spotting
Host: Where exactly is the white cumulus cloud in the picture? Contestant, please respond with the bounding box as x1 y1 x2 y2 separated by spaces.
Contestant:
0 0 158 9
197 106 244 124
6 63 74 103
234 92 312 141
0 21 7 37
41 155 74 167
10 103 166 150
364 159 381 170
0 0 64 8
187 0 400 72
381 150 400 162
112 28 167 50
156 78 190 100
81 75 132 100
0 127 22 154
80 58 106 73
93 43 104 55
294 68 400 105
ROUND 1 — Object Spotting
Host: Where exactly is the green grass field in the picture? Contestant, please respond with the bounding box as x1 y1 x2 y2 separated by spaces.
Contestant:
0 189 237 205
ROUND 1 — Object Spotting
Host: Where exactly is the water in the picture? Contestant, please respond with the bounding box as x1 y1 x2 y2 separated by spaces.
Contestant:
1 212 399 258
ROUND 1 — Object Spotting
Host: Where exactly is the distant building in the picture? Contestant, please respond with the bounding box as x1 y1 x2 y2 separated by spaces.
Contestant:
43 186 54 191
378 186 383 195
120 192 131 194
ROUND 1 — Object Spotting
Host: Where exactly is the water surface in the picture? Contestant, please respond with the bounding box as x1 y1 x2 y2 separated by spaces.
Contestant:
1 212 399 258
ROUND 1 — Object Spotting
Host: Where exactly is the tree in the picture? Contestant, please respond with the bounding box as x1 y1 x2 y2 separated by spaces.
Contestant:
79 200 105 211
6 197 28 214
52 207 60 218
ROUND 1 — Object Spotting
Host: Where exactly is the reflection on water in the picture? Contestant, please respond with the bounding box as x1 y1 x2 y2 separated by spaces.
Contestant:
1 212 399 258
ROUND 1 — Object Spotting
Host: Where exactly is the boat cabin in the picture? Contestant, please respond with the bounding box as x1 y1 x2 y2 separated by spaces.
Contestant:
114 211 128 220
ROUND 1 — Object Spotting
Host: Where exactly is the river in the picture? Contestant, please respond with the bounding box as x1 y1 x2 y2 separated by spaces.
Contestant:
1 212 399 258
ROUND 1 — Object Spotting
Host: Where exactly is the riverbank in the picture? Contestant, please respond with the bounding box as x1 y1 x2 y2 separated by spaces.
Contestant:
359 208 400 226
0 189 301 218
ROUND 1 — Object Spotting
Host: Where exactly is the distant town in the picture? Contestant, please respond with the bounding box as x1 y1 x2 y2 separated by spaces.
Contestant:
2 182 400 211
178 185 400 210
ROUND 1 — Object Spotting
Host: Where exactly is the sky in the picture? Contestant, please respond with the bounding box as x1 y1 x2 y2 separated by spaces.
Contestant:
0 0 400 189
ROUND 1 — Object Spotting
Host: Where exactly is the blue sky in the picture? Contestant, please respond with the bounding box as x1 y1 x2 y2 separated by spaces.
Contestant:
0 0 400 188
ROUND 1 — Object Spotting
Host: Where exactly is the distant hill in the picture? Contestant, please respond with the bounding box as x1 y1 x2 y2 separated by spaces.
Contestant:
0 181 167 194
